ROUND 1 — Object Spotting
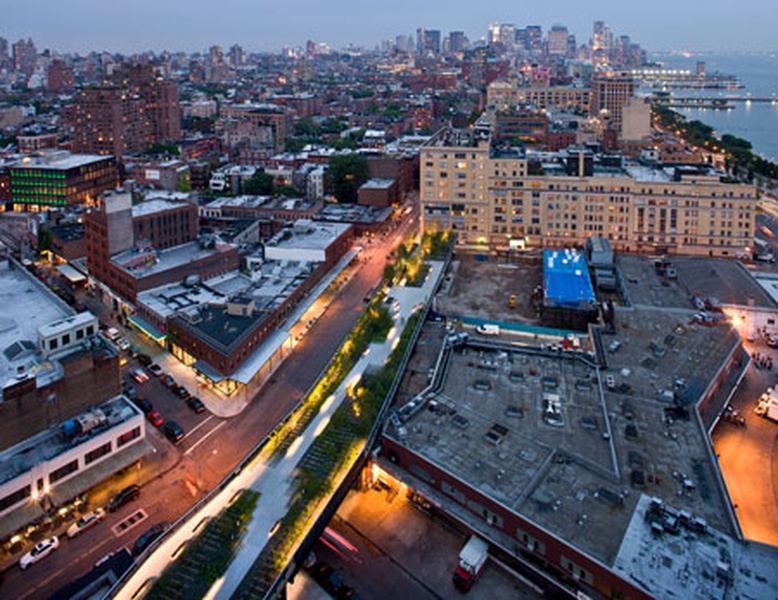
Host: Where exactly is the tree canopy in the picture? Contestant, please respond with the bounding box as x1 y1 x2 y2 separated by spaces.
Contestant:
328 154 370 203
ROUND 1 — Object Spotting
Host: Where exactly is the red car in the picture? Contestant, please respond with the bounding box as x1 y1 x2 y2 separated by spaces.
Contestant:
147 410 165 427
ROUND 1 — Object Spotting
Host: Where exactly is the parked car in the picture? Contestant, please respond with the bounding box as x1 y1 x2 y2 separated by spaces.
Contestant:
132 522 169 556
108 484 140 512
163 421 185 444
132 397 153 415
147 363 164 377
124 385 138 400
19 537 59 569
175 385 190 399
137 353 152 366
129 346 140 358
162 374 176 389
131 368 150 384
67 508 106 538
147 410 165 427
186 397 205 414
115 337 131 351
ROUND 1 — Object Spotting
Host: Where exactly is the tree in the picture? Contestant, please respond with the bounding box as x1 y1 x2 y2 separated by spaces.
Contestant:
243 172 274 195
328 154 370 203
293 117 322 138
145 142 180 156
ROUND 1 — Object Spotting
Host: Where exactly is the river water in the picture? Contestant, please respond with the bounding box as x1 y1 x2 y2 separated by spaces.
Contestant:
649 52 778 162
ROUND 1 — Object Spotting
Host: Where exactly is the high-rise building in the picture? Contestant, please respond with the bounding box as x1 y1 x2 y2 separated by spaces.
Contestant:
229 44 244 67
12 38 36 76
590 71 636 131
525 25 543 54
416 28 441 55
47 59 75 92
68 65 180 157
449 31 467 54
209 45 224 66
547 25 569 57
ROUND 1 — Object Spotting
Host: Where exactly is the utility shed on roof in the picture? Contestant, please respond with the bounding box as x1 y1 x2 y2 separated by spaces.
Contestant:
543 249 596 309
586 236 614 269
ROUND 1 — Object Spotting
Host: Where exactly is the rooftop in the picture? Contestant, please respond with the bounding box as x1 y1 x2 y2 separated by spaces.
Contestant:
11 151 112 171
167 260 314 355
613 494 778 599
316 203 393 225
543 249 596 307
360 178 395 190
0 259 72 398
0 395 140 486
111 240 236 279
132 198 193 219
204 195 319 212
264 220 351 252
388 308 739 565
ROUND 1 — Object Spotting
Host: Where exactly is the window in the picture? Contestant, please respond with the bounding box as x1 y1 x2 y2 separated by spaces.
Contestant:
0 485 31 511
85 442 112 465
117 426 141 447
49 338 58 351
62 333 71 345
50 459 79 483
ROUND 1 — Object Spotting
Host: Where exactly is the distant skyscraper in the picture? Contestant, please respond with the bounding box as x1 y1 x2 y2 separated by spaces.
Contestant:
47 59 75 92
209 45 224 67
416 28 441 55
547 25 569 57
229 44 244 67
12 38 37 76
395 35 413 54
449 31 466 54
525 25 543 55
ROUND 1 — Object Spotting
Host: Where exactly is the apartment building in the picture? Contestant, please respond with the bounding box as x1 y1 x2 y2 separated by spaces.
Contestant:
420 127 755 257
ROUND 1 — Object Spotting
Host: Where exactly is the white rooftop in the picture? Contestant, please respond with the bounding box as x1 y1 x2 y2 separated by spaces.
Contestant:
0 260 72 398
265 221 351 251
13 151 111 171
613 494 778 600
132 199 192 218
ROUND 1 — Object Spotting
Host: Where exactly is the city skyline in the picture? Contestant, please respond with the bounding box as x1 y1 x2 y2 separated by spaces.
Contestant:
3 0 778 55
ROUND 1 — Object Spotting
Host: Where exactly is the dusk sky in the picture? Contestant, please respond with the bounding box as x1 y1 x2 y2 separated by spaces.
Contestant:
3 0 777 54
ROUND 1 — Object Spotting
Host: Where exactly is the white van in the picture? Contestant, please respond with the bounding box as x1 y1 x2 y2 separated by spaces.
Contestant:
476 324 500 336
106 327 121 341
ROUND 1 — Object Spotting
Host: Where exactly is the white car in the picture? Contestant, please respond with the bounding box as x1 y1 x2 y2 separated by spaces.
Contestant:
116 337 131 351
67 508 106 539
19 536 59 569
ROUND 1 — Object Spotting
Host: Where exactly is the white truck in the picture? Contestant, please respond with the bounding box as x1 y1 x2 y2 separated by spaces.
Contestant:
755 387 778 422
452 536 489 592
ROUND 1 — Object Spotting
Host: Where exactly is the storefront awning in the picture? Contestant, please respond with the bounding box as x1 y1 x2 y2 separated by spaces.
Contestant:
193 360 226 383
128 314 166 343
56 264 87 284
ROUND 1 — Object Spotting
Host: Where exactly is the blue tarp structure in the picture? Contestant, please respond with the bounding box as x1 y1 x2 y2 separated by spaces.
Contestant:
543 249 596 308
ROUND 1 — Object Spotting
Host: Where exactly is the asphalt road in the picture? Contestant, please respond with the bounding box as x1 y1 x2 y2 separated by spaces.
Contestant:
3 208 418 600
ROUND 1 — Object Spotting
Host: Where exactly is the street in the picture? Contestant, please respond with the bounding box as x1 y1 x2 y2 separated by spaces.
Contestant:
1 205 418 599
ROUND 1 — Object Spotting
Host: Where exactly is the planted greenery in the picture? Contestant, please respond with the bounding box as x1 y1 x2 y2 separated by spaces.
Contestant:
239 310 424 596
652 103 778 182
147 489 260 599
